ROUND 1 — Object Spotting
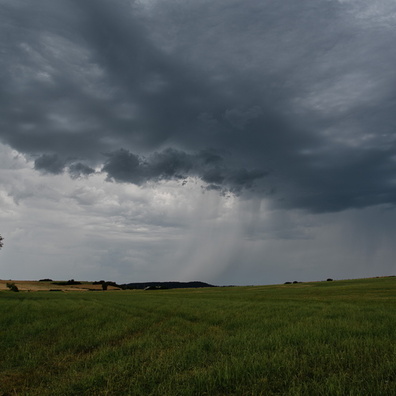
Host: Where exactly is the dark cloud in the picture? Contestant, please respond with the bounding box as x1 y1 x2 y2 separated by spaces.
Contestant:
34 154 95 178
34 154 65 174
68 162 95 179
102 148 266 193
102 149 142 184
1 0 396 212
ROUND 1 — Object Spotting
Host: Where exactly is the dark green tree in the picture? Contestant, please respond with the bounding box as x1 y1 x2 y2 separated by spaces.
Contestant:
6 282 19 292
0 234 3 249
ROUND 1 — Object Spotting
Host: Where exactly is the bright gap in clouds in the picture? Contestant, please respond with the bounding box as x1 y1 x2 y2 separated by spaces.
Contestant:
1 142 395 285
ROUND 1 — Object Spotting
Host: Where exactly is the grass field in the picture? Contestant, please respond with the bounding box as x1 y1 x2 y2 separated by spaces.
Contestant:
0 277 395 395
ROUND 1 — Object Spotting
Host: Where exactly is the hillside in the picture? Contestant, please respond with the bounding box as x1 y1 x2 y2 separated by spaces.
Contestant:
122 281 216 289
0 279 216 292
0 279 119 292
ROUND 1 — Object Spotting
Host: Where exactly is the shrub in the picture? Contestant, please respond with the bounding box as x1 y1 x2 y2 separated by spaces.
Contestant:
6 282 19 292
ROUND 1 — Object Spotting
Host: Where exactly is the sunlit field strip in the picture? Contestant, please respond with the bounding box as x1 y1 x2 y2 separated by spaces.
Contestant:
1 277 395 395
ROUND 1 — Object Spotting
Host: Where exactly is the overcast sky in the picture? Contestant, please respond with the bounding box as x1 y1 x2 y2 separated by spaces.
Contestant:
1 0 396 285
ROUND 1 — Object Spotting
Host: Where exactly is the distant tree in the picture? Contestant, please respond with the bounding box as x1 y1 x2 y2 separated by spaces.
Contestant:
6 282 19 292
0 234 3 249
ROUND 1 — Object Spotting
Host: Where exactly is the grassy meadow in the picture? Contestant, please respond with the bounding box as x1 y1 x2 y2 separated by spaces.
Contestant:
0 277 395 395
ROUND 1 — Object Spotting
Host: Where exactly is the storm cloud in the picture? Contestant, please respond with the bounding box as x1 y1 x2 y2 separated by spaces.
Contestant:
102 148 266 193
1 0 395 212
1 0 396 283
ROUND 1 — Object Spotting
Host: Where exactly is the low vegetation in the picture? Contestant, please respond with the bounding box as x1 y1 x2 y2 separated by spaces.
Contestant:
5 282 19 292
0 277 395 395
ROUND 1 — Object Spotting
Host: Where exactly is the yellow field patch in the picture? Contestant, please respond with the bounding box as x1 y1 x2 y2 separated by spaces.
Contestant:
0 279 119 292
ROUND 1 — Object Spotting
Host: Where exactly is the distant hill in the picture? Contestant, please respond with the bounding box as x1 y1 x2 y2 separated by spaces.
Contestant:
121 281 216 290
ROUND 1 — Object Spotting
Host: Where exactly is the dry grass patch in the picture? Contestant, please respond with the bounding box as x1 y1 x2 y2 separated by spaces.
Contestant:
0 279 119 292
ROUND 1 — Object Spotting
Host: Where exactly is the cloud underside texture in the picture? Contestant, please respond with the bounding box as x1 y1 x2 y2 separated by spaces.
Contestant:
1 0 396 212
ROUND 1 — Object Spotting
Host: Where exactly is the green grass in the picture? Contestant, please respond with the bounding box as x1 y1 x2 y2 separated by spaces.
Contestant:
1 277 395 395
